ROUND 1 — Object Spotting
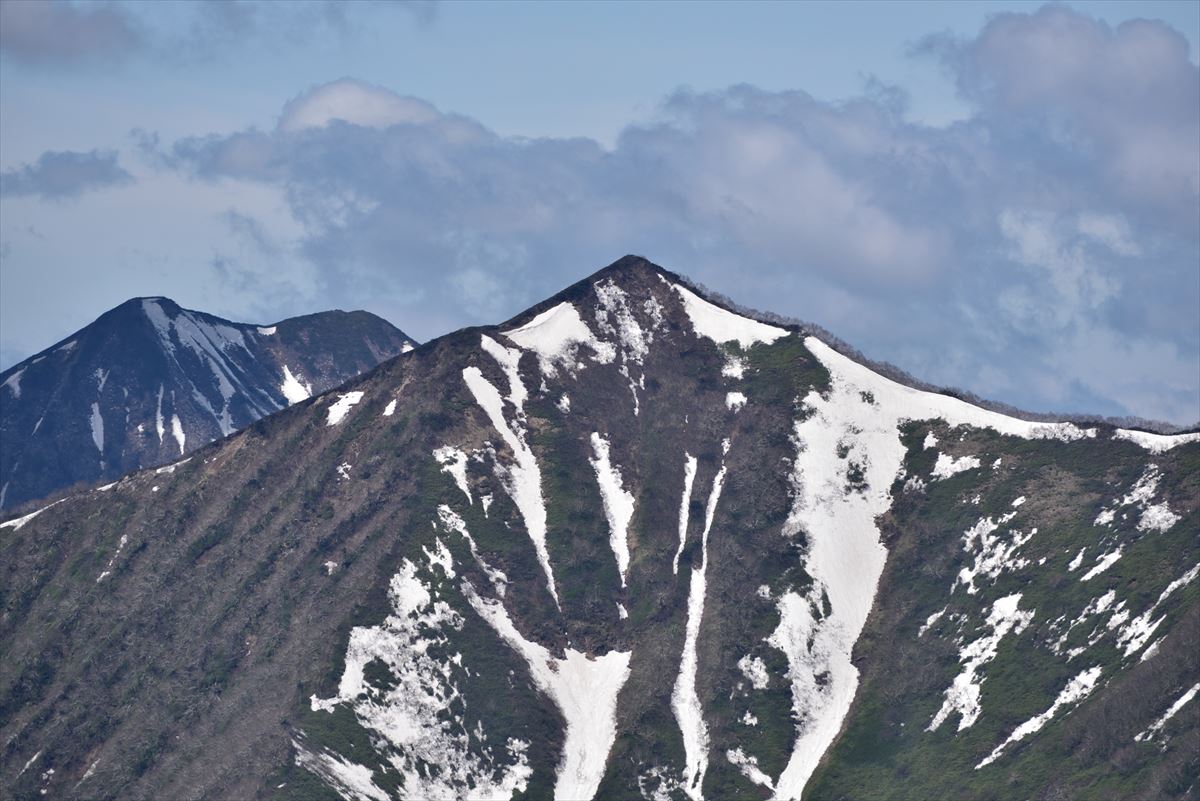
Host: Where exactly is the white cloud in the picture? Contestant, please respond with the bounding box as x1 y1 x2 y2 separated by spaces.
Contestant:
278 78 441 132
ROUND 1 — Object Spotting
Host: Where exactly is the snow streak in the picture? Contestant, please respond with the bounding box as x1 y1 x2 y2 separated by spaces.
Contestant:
672 448 728 801
976 666 1102 768
1135 683 1200 744
673 455 698 576
589 433 635 587
463 336 558 606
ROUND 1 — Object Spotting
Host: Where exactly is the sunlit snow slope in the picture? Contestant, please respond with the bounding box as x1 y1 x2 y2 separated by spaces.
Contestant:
2 257 1196 801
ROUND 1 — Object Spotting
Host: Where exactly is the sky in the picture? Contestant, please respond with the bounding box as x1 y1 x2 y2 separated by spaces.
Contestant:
1 0 1197 425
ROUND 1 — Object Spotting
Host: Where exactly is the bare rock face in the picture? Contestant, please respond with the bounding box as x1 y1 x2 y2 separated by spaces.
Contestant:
0 298 415 512
1 256 1196 801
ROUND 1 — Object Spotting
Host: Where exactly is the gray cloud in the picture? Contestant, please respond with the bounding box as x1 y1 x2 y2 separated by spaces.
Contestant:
1 149 133 199
0 1 434 68
135 7 1200 424
0 0 141 66
916 5 1199 229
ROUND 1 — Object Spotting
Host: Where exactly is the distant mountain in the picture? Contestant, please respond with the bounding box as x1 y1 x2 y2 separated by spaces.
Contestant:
0 297 415 511
1 258 1196 801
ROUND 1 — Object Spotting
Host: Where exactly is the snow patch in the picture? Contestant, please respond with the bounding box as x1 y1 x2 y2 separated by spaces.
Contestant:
3 500 72 532
433 446 473 505
154 457 191 475
1094 465 1180 533
170 414 185 455
310 546 532 798
292 739 391 801
1138 503 1180 534
928 594 1034 732
76 759 98 786
280 365 312 404
738 655 770 690
726 747 775 790
919 607 947 637
1080 548 1123 581
96 534 128 583
594 279 654 363
722 354 748 379
1114 563 1200 658
17 750 42 778
89 403 105 454
954 512 1030 595
2 368 24 398
464 582 630 801
930 452 981 480
1050 590 1116 657
326 391 364 426
594 280 665 413
1068 548 1086 571
1112 429 1200 453
726 391 747 411
671 283 789 349
155 384 165 444
503 301 615 378
383 398 397 417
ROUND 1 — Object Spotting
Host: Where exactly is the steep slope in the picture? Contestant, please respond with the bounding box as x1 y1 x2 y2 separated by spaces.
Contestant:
0 257 1196 801
0 298 415 511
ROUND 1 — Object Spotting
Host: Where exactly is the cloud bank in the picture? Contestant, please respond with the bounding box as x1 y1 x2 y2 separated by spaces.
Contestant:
0 0 142 66
0 0 435 67
4 5 1198 424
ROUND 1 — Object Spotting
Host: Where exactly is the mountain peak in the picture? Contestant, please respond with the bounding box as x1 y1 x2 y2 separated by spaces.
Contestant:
584 254 677 288
0 297 413 511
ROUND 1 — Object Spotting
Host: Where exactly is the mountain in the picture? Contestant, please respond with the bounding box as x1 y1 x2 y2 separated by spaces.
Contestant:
0 298 415 512
1 257 1196 801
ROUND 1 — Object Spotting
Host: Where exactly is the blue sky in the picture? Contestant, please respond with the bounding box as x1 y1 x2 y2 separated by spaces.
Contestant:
1 0 1198 424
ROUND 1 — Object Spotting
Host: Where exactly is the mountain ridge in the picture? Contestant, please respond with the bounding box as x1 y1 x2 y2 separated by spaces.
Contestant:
485 255 1196 434
1 256 1195 801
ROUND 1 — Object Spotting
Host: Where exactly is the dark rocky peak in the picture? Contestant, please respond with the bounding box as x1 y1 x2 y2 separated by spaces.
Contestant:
0 297 414 512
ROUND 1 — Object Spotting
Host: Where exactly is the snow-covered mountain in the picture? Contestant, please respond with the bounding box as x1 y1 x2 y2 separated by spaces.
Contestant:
1 258 1196 801
0 297 415 511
